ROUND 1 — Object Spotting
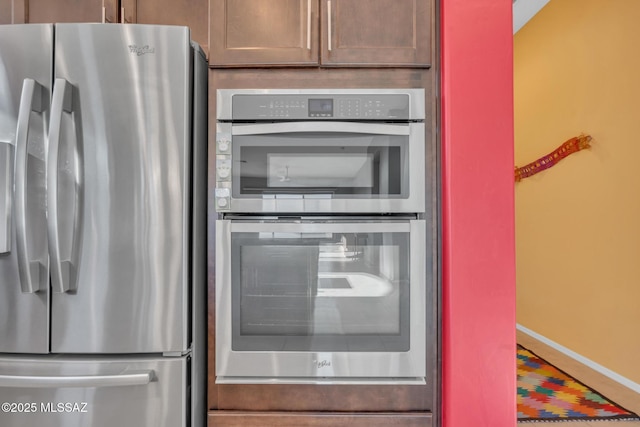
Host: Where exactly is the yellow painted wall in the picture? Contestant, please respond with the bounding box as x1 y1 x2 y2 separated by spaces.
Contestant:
515 0 640 383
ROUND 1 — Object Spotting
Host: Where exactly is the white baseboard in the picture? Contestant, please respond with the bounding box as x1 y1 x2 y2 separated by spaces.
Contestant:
516 324 640 394
513 0 551 34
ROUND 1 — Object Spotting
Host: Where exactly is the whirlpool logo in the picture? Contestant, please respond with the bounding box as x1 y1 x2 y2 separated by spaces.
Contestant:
128 45 155 56
313 359 331 369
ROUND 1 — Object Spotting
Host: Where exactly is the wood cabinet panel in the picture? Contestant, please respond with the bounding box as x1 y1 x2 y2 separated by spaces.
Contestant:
27 0 102 22
209 0 319 67
122 0 209 56
209 0 432 67
208 411 433 427
0 0 12 24
0 0 108 24
215 384 430 412
321 0 431 67
0 0 209 54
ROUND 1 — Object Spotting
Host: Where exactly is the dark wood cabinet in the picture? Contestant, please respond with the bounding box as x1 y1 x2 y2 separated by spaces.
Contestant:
209 0 431 67
208 411 433 427
0 0 208 56
0 0 115 24
209 0 319 67
320 0 431 67
0 0 12 24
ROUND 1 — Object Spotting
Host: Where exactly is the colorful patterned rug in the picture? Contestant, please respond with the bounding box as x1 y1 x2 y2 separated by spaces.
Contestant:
517 345 640 422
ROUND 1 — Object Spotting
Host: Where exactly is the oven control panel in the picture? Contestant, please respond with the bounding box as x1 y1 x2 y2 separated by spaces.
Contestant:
231 94 412 120
215 128 232 211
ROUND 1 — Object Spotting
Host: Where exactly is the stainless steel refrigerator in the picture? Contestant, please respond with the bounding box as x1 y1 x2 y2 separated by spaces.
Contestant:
0 23 207 427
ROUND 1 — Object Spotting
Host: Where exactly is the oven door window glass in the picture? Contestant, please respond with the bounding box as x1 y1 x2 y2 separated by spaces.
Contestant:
231 229 410 352
232 131 408 199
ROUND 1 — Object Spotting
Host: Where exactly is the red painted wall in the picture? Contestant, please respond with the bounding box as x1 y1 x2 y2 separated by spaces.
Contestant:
440 0 516 426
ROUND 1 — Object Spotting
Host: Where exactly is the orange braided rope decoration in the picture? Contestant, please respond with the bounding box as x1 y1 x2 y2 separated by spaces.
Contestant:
515 134 592 182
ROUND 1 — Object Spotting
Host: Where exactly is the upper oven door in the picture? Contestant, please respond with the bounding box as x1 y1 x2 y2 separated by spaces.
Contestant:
214 121 425 213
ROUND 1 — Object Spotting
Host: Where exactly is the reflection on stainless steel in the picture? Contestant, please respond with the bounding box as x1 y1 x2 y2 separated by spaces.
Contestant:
0 356 186 427
316 273 393 297
0 371 154 388
231 121 412 135
216 219 427 380
0 24 52 355
50 24 190 354
216 376 427 385
0 140 13 253
47 78 76 294
15 79 48 294
215 89 428 384
222 123 425 213
267 153 374 188
217 89 425 120
0 23 207 427
215 89 425 214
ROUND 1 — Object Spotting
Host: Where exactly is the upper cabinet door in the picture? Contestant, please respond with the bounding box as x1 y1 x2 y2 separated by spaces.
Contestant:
1 0 110 23
121 0 210 57
320 0 431 67
0 0 12 24
209 0 319 67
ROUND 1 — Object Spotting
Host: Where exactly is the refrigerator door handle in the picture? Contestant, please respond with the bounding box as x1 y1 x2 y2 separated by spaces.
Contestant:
0 140 13 254
47 78 76 294
0 370 156 388
15 78 46 294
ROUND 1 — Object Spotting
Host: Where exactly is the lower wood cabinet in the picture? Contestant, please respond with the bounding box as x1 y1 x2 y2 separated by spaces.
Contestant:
208 411 433 427
214 384 431 412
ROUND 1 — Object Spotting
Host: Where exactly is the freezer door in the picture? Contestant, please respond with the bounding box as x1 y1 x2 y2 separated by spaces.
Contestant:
0 355 187 427
0 24 52 354
50 24 192 354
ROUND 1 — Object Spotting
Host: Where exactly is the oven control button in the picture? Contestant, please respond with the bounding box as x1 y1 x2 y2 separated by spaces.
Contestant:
216 133 231 154
215 188 230 211
216 158 231 181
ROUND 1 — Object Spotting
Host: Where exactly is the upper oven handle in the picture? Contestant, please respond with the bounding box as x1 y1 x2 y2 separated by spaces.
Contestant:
231 121 410 136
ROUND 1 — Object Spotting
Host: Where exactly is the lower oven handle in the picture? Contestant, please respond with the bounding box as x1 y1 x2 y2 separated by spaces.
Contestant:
231 121 410 136
228 221 411 234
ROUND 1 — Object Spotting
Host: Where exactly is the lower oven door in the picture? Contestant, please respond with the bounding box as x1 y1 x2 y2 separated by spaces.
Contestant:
215 219 426 383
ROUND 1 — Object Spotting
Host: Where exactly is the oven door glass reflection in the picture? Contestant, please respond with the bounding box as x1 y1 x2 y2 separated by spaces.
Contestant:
231 227 410 352
232 130 408 199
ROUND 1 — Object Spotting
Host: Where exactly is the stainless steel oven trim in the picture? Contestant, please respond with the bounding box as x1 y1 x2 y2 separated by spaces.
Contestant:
216 122 425 214
216 88 426 121
215 219 427 383
215 377 427 385
232 121 411 136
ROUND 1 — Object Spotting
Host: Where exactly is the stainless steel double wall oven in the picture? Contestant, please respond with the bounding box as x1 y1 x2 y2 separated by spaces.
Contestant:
214 89 432 384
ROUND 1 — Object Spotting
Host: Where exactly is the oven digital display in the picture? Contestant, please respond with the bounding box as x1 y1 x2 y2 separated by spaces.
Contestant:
308 98 333 117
